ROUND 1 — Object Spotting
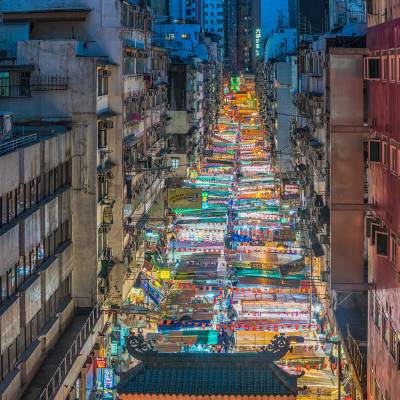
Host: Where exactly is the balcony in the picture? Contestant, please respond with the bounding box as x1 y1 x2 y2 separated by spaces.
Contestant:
0 73 68 98
21 306 103 400
121 30 146 50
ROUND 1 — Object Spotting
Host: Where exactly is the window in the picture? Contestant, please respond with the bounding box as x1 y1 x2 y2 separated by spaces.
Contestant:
0 71 31 97
375 298 381 330
371 219 381 246
397 339 400 370
98 122 108 149
368 139 382 163
98 176 109 202
382 52 388 81
382 139 389 167
60 275 71 301
397 145 400 176
45 291 57 323
390 143 397 173
389 324 396 358
0 72 10 97
397 54 400 83
97 70 109 96
390 234 397 265
389 52 396 82
376 231 389 257
16 256 26 288
382 313 388 343
171 158 180 169
6 266 16 298
369 290 375 317
5 190 17 224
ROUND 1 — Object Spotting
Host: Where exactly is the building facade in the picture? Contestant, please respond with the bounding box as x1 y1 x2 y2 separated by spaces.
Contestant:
257 28 298 173
291 33 368 399
153 21 222 179
223 0 262 73
203 0 224 40
366 4 400 398
0 0 170 398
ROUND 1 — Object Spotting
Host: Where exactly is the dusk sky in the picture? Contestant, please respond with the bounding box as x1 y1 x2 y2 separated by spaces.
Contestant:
261 0 289 36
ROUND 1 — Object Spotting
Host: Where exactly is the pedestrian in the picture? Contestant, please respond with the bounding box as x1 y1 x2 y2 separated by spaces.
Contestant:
329 354 337 375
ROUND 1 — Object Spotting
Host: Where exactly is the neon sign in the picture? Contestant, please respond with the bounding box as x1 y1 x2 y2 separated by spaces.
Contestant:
255 28 261 57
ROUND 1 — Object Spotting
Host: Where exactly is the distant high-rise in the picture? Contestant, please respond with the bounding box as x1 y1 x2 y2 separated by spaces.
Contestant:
151 0 169 17
224 0 238 72
288 0 329 34
203 0 224 39
224 0 261 73
288 0 297 28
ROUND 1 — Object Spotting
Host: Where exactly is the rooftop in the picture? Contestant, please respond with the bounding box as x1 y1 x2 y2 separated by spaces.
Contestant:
118 353 298 397
2 8 91 22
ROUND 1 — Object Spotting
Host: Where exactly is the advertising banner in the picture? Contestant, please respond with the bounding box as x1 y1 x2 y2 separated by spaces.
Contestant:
167 188 202 209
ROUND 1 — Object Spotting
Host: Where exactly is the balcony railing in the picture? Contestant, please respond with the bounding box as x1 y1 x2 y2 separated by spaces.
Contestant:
0 74 68 98
346 325 367 395
38 305 102 400
0 134 37 156
31 75 69 91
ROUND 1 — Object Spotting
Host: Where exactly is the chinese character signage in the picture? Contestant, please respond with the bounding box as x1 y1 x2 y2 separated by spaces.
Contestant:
95 357 107 369
159 270 170 280
167 188 202 209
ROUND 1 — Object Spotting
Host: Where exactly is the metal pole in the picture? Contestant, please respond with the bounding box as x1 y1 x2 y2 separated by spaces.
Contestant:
338 341 342 400
309 251 313 326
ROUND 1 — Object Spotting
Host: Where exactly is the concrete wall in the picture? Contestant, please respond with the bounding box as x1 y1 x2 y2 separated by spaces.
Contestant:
166 111 189 135
275 62 293 172
329 50 368 290
0 41 96 120
71 119 98 307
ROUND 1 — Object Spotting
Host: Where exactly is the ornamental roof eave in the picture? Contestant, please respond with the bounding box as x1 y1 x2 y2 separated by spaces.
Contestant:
117 359 299 397
117 332 303 397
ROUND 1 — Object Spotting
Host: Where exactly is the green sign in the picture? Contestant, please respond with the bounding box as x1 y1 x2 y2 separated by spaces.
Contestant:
231 76 240 92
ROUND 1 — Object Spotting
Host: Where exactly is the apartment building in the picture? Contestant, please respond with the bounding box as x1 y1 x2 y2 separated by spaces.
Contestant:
165 60 202 178
292 33 368 399
366 2 400 398
329 0 366 30
203 0 224 40
153 21 221 179
257 28 298 173
0 33 112 400
223 0 238 72
0 0 169 398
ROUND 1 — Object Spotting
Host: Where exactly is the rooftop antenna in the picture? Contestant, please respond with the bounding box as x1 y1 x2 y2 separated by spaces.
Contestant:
276 9 287 31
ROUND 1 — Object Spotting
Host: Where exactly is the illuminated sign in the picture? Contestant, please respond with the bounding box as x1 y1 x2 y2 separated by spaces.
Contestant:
95 357 107 369
110 341 118 356
255 28 261 57
231 76 240 92
98 347 106 358
159 270 171 280
104 368 114 389
284 184 299 194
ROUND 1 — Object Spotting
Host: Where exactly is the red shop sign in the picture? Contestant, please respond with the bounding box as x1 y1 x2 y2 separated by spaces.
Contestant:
95 357 107 369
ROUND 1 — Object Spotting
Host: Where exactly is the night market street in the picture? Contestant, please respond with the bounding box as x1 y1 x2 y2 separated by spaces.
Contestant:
125 76 344 399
